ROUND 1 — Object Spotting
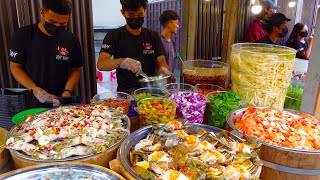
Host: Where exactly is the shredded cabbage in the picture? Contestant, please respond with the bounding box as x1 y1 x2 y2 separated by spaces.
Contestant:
230 45 295 109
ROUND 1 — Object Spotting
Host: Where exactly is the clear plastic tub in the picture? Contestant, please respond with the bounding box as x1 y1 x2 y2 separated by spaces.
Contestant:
230 43 296 76
163 83 196 95
231 69 292 89
92 92 133 115
136 98 176 127
195 84 225 96
182 60 229 88
232 83 287 109
133 87 168 102
230 43 296 109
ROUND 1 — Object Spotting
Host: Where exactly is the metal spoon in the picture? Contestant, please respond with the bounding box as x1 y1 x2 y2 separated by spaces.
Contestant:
140 71 149 79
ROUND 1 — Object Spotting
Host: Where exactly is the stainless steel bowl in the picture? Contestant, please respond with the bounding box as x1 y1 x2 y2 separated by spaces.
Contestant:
8 108 131 163
138 75 172 88
119 123 262 179
0 163 124 180
227 107 320 153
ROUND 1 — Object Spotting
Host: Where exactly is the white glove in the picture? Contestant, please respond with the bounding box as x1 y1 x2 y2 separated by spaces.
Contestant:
119 58 142 76
33 87 59 104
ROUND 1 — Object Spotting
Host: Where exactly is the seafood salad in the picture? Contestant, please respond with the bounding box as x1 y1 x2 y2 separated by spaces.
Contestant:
235 107 320 150
3 105 129 160
130 120 262 180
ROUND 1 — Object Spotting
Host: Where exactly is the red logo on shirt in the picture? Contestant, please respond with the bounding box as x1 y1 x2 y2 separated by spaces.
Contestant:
143 43 153 50
57 46 69 56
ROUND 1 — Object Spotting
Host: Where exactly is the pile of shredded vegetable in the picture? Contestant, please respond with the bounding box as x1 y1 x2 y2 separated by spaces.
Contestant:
230 46 295 109
235 107 320 150
232 83 287 109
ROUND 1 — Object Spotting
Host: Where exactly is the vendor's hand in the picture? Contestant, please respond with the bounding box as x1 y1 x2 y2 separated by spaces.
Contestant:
308 35 314 43
159 67 176 82
159 67 172 76
119 58 142 76
32 87 58 103
61 91 71 97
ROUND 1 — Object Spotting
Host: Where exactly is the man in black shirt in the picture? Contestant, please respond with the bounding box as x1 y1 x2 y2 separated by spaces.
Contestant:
9 0 83 107
97 0 171 94
258 13 291 44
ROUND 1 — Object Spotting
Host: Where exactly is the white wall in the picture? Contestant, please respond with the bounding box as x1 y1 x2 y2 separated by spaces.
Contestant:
92 0 126 27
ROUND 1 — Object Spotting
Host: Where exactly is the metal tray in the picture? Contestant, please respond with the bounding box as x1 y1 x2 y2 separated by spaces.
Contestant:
0 163 123 180
7 107 131 162
227 107 320 153
119 123 262 180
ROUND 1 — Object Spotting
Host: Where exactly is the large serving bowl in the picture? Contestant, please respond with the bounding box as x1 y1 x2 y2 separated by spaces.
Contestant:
139 75 172 88
7 108 131 169
227 107 320 180
119 123 262 179
0 162 125 180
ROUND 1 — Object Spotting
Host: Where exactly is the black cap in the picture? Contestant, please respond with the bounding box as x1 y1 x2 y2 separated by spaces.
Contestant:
260 0 280 10
268 13 291 25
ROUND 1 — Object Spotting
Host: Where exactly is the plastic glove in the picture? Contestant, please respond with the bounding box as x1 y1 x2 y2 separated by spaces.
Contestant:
119 58 142 76
159 67 176 82
32 87 59 104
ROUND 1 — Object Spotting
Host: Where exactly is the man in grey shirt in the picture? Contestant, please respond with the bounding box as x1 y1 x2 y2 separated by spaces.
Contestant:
159 10 179 73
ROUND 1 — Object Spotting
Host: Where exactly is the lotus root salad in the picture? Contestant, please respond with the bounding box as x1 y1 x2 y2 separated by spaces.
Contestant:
235 107 320 150
3 105 129 159
130 120 262 180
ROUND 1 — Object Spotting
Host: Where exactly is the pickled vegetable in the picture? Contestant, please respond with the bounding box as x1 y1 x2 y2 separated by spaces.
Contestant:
137 98 176 127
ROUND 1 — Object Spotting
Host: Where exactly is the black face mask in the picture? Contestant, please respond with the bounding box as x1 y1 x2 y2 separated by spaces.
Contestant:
279 27 288 38
44 21 66 35
126 17 144 29
300 31 308 37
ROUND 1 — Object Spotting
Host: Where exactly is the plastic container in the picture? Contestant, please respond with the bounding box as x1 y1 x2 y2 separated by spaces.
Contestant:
230 43 296 109
231 69 292 89
232 83 287 109
195 84 225 96
133 87 168 102
283 84 304 111
207 91 242 129
182 60 229 88
92 92 133 115
163 83 196 95
136 98 176 127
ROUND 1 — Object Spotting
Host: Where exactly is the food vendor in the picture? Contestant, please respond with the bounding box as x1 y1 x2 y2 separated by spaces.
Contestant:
97 0 172 94
8 0 83 108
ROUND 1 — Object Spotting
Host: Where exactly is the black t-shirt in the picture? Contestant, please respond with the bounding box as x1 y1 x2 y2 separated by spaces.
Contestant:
8 24 83 96
288 38 309 60
257 35 277 44
100 26 165 93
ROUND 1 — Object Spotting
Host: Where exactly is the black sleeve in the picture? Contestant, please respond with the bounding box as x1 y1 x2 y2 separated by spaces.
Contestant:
100 31 116 56
69 37 83 68
153 32 166 58
8 30 26 64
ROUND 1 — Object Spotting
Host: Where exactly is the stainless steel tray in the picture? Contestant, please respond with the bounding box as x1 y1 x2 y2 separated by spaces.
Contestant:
227 107 320 153
8 107 131 162
0 163 123 180
119 123 262 179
